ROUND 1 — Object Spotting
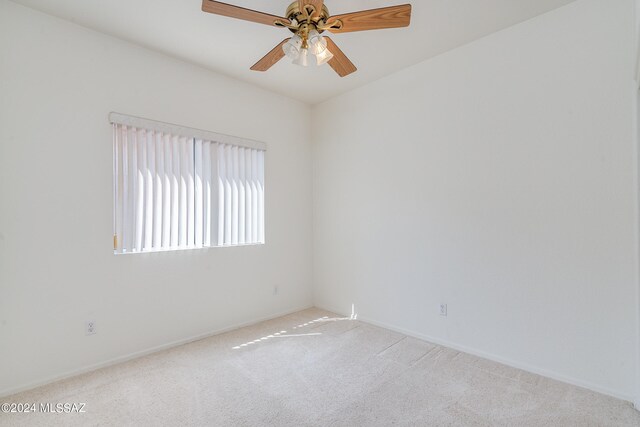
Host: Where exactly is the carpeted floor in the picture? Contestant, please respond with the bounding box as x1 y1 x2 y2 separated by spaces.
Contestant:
1 308 639 426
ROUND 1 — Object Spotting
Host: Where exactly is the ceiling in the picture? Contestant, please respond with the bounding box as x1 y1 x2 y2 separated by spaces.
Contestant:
11 0 577 104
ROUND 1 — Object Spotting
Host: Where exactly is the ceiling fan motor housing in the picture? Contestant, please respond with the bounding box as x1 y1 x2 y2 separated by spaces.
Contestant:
285 1 331 31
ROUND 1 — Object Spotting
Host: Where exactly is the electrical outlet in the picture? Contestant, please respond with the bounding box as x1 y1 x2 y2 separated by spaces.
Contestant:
85 320 96 335
273 285 279 296
439 304 447 317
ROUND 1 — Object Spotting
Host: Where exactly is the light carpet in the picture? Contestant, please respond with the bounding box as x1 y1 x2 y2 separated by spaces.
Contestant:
1 308 638 426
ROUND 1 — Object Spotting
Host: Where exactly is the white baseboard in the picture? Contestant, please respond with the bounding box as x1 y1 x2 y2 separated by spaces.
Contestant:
0 304 313 398
315 303 635 403
4 302 635 405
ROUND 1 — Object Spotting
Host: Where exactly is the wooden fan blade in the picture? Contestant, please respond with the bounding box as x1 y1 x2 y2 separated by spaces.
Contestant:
202 0 290 27
250 38 290 72
324 37 357 77
298 0 324 19
326 4 411 33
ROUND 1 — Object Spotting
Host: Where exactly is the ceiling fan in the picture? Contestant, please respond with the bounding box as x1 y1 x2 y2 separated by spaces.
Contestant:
201 0 412 77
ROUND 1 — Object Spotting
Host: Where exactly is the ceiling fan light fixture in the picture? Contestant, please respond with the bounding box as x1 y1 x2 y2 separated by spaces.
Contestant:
309 34 326 55
308 30 322 45
307 29 333 66
282 34 302 59
292 47 309 66
315 46 334 65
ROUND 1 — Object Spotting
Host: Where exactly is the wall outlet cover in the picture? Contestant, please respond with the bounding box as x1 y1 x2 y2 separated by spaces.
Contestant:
439 304 447 316
85 320 96 335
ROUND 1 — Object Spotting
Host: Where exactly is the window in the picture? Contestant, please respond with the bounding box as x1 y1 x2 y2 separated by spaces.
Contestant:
111 113 265 254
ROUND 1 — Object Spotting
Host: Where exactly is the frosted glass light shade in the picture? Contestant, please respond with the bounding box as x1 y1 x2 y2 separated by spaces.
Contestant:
315 46 333 65
308 30 322 46
308 31 332 66
310 37 326 55
282 35 302 60
293 47 309 66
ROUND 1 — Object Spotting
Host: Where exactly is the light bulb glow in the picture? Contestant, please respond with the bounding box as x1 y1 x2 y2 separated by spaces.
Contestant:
310 37 327 55
308 30 333 66
315 46 333 65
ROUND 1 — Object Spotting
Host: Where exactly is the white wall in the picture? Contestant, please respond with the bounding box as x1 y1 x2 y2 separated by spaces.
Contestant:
312 0 638 400
0 0 312 396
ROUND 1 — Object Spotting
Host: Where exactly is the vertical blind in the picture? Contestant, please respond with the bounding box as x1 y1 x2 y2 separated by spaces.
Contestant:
112 119 265 254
